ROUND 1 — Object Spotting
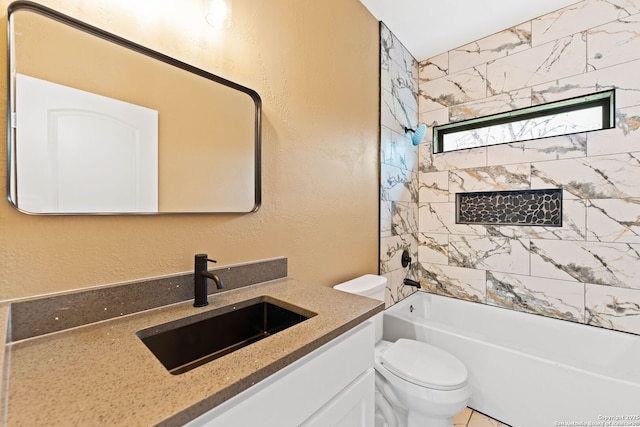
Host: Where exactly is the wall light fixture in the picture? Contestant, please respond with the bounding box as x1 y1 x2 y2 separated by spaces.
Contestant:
205 0 232 29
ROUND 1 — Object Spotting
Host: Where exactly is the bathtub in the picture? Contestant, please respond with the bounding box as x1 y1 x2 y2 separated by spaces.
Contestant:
382 291 640 427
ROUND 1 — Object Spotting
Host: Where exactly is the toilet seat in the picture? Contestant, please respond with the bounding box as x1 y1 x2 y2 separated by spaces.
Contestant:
380 338 468 391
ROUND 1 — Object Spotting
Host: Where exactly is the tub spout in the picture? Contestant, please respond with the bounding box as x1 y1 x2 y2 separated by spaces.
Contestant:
403 278 422 289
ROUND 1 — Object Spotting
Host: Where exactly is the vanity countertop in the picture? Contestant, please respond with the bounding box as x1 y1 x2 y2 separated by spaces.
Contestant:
2 278 383 426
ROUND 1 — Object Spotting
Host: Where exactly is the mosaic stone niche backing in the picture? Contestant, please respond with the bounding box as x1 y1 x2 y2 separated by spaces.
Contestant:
456 189 562 226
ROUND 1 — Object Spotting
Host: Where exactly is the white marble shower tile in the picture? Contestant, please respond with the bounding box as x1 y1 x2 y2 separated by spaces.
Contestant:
381 87 405 136
616 104 640 139
420 106 449 128
588 106 640 156
487 271 585 322
531 0 639 47
380 233 417 275
419 108 449 145
588 15 640 70
419 66 488 113
389 201 419 237
386 267 419 307
419 202 487 236
448 164 531 201
381 23 417 91
380 127 394 167
419 138 438 173
586 198 640 243
380 24 392 93
585 283 640 334
486 199 587 241
530 73 609 106
381 74 418 132
449 235 530 275
450 88 532 122
530 239 640 289
449 23 531 74
419 52 448 82
390 64 419 116
418 109 449 173
382 271 395 308
381 163 418 203
381 29 418 135
418 232 449 265
380 199 393 238
531 153 640 199
427 147 488 173
418 263 486 303
486 133 587 166
487 33 586 95
419 171 449 202
383 235 421 307
594 60 640 108
381 127 419 172
532 59 640 109
419 202 453 234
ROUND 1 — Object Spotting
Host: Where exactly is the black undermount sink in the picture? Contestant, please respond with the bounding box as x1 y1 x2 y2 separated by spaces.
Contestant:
136 297 315 375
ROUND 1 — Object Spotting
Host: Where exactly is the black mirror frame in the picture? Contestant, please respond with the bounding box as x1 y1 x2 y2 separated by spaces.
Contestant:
6 0 262 214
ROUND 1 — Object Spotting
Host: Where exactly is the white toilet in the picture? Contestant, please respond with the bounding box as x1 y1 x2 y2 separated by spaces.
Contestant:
334 275 471 427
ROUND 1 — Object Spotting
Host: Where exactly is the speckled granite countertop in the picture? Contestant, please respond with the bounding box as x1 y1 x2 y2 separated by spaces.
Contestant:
2 278 383 426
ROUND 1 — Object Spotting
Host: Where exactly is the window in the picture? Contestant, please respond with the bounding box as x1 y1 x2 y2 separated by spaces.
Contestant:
433 90 615 153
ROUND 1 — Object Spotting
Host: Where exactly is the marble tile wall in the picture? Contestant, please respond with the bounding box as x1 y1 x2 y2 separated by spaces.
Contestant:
416 0 640 335
379 23 420 306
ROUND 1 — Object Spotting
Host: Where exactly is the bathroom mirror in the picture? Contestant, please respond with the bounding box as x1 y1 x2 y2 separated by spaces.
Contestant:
7 1 261 214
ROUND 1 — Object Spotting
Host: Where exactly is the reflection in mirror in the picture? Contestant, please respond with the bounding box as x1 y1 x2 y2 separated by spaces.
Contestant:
433 90 615 153
7 1 261 214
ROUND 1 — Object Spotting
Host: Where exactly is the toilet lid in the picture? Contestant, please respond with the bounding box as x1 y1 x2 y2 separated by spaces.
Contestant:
380 339 468 391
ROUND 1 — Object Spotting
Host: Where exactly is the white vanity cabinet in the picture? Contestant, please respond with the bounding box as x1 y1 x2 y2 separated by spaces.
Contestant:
186 320 375 427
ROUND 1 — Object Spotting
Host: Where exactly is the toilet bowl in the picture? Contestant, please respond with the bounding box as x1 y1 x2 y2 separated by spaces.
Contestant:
375 340 471 427
334 275 471 427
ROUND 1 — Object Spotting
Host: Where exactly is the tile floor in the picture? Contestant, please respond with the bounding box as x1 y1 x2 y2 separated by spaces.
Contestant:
454 407 510 427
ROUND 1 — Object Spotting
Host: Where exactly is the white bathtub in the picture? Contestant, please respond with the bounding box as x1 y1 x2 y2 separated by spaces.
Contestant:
382 291 640 427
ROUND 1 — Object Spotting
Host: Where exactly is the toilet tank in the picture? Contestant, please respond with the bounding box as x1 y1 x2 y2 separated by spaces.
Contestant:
333 274 386 301
333 274 387 343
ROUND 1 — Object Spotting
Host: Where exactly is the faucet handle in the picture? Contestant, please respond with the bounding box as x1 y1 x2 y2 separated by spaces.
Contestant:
195 253 217 264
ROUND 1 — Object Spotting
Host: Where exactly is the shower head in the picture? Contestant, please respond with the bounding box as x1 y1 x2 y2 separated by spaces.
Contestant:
404 123 427 146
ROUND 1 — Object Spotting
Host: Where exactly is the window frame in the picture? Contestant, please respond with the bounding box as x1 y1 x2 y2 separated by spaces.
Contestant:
432 89 615 154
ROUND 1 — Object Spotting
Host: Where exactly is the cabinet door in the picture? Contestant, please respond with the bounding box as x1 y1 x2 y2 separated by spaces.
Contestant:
186 321 374 427
301 369 375 427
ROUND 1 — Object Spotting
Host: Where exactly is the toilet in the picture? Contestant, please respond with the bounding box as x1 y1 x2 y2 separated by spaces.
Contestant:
334 275 471 427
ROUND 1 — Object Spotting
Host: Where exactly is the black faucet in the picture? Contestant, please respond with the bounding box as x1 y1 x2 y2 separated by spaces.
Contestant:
194 254 224 307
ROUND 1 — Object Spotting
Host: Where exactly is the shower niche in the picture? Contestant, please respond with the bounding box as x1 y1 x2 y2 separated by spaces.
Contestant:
456 189 563 227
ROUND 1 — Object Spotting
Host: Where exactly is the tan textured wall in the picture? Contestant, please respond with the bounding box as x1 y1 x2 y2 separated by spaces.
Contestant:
0 0 380 299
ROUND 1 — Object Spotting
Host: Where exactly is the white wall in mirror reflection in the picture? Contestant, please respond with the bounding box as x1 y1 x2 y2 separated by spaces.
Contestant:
15 74 158 213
